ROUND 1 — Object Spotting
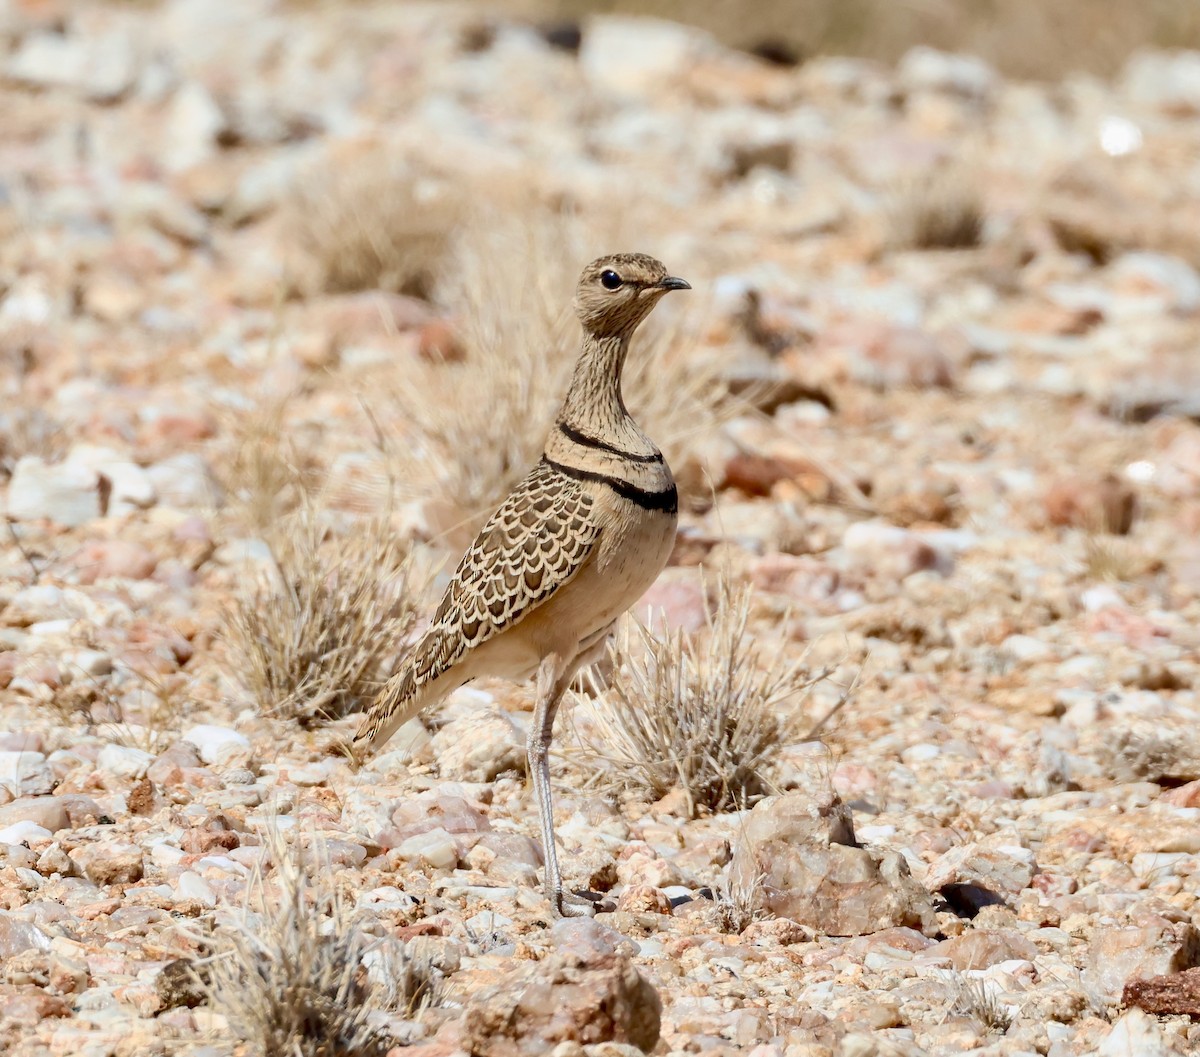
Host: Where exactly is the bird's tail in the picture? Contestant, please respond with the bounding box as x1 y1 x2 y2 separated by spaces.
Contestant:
353 651 467 758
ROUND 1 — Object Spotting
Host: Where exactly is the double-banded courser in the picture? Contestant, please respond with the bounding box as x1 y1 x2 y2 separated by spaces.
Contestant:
356 253 689 916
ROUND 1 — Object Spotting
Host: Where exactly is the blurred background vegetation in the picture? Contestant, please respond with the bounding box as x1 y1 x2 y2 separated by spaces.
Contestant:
480 0 1200 79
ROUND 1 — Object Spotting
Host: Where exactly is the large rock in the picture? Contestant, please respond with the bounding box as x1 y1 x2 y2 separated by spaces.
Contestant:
730 792 935 936
897 46 998 100
5 29 138 101
926 928 1040 971
71 842 145 886
924 838 1037 912
841 520 957 580
1124 966 1200 1018
0 914 51 960
431 710 524 782
163 80 227 172
1097 1008 1181 1057
1083 920 1200 1003
460 949 660 1056
183 725 251 766
0 795 101 833
0 752 54 797
580 17 713 96
5 457 101 527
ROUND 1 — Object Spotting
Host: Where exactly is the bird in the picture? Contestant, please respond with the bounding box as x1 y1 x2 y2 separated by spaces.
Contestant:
355 253 690 916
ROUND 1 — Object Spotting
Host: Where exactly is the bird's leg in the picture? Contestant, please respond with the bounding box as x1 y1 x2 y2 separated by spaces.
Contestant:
529 654 593 918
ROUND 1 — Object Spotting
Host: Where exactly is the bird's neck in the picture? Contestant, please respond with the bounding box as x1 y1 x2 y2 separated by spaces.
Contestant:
558 331 634 436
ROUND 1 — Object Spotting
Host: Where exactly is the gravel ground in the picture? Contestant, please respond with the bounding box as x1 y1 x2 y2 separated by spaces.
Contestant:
3 3 1200 1056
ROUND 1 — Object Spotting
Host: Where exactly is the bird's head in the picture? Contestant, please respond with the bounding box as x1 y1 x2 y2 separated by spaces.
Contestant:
573 253 690 337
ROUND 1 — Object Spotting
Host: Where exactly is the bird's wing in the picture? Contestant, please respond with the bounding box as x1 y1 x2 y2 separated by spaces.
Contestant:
356 459 601 749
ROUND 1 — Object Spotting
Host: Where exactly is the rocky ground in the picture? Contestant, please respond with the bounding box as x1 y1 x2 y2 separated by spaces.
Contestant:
3 2 1200 1055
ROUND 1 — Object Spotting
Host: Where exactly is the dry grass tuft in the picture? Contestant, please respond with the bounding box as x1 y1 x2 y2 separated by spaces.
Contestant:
950 974 1015 1033
362 936 446 1017
711 862 768 934
574 574 826 817
883 168 985 252
282 149 466 299
379 214 578 524
224 506 420 726
201 833 440 1057
1083 535 1145 583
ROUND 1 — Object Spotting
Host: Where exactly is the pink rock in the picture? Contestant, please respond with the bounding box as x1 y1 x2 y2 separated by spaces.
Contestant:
969 780 1016 799
1084 920 1200 1002
73 540 158 584
380 796 492 849
832 763 879 803
1163 780 1200 808
720 451 822 498
635 571 707 633
841 520 950 579
71 842 145 886
417 318 466 363
0 796 70 833
0 732 42 753
461 950 661 1057
616 843 683 889
924 928 1040 971
172 515 212 543
1084 606 1169 648
140 412 217 445
816 321 957 391
1042 473 1136 535
730 792 936 936
925 840 1037 902
616 884 673 915
302 291 431 346
749 553 840 603
1157 431 1200 497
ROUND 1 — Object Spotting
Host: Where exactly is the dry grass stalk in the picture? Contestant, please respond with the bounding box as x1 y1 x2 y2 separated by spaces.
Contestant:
1083 534 1145 583
224 506 420 726
883 168 985 252
379 212 579 523
283 149 466 298
50 666 184 754
711 862 768 934
201 832 440 1057
575 574 825 817
102 671 186 754
949 973 1015 1033
219 399 316 537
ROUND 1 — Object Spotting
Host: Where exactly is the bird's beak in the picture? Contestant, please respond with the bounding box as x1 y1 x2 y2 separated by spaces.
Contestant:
656 276 691 291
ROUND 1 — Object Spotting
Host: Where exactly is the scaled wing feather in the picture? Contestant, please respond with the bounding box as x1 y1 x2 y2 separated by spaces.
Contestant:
356 461 601 748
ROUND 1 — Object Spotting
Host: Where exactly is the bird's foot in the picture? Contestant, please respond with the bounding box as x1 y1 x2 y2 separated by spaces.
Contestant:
553 889 599 918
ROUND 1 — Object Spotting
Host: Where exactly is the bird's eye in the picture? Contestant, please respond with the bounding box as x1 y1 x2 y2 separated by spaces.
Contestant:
600 270 623 290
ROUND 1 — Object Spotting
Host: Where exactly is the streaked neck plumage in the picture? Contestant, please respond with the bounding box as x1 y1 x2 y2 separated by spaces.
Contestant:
555 330 658 459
